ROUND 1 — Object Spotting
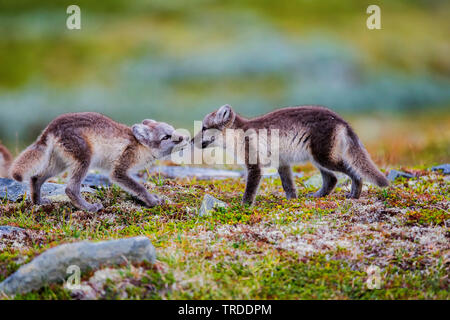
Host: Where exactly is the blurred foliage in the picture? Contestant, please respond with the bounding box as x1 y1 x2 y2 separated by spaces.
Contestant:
1 0 449 86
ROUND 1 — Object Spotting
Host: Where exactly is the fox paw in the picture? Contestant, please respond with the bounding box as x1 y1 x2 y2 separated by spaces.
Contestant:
307 192 324 198
146 195 165 207
36 198 52 206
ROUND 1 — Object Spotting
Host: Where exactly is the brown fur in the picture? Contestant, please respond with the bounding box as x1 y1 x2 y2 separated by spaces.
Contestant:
195 105 389 205
11 112 188 212
0 142 13 178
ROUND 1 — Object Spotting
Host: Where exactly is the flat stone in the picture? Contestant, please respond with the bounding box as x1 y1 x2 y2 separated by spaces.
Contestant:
0 226 25 237
387 170 415 181
0 236 156 296
0 178 94 202
199 194 227 216
304 173 349 189
0 178 26 202
431 164 450 175
82 174 111 188
261 168 304 179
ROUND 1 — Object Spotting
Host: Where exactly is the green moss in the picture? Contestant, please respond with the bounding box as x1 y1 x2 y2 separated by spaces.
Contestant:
405 208 449 226
0 168 448 299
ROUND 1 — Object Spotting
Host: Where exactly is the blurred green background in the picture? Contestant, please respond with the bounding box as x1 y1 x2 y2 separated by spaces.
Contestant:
0 0 449 164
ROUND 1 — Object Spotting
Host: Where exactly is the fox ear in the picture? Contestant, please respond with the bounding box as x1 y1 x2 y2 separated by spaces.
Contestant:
214 104 235 127
132 124 154 145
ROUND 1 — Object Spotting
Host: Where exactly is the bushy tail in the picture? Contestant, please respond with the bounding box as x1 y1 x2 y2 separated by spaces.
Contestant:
11 142 49 182
345 129 389 187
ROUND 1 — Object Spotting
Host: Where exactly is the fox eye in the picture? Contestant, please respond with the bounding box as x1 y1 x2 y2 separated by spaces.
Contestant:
161 135 171 141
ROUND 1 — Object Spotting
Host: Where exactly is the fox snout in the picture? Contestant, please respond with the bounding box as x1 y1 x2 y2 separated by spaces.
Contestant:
201 140 213 149
190 131 215 149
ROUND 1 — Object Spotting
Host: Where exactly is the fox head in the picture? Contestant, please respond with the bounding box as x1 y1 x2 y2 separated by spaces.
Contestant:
193 104 236 149
132 119 189 158
0 143 12 178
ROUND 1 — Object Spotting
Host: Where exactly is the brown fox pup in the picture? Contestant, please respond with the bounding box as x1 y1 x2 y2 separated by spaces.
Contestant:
194 104 389 205
11 112 188 212
0 142 12 178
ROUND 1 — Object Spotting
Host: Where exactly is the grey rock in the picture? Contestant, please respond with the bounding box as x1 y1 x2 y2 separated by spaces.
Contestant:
304 174 322 188
0 236 155 296
387 170 415 181
431 164 450 175
0 226 25 237
199 194 227 216
262 171 304 179
147 166 304 180
304 173 349 188
0 178 94 202
82 174 111 188
147 166 242 180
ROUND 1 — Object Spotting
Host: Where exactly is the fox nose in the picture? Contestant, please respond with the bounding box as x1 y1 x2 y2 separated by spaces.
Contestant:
174 135 189 144
201 140 212 148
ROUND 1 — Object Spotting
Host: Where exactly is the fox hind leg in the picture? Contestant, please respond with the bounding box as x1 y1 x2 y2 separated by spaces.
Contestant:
242 165 262 205
30 152 66 205
61 138 103 212
335 162 362 199
111 169 164 207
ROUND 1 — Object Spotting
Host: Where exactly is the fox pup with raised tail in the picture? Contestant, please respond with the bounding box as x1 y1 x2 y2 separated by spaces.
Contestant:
194 104 389 205
11 112 189 212
0 142 12 178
